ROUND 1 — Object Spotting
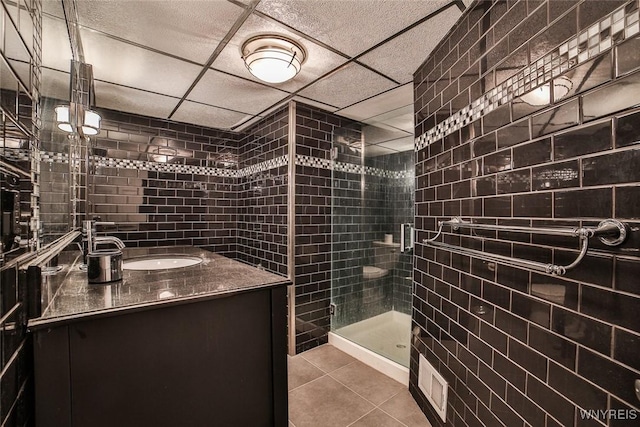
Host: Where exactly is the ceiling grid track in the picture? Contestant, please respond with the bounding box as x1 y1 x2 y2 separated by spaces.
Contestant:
230 0 462 130
167 0 262 119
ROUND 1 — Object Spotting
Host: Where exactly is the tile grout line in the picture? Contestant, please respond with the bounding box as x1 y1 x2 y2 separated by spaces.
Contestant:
291 348 429 427
344 407 378 427
287 371 329 393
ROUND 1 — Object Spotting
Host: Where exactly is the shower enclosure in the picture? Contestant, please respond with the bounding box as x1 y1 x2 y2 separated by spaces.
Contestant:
330 124 414 373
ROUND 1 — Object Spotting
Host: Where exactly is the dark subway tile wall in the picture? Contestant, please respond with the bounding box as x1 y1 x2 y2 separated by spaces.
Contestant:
294 103 361 353
412 1 640 426
237 106 289 275
40 98 76 243
87 106 241 256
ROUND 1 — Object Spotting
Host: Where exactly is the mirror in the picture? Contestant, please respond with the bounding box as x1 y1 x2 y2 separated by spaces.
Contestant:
40 0 81 242
0 0 38 263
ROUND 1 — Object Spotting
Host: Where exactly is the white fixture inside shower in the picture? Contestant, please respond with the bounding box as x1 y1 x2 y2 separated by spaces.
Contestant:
418 353 448 422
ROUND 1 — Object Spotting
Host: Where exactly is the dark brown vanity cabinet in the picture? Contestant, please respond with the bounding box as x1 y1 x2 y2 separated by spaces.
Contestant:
32 285 288 427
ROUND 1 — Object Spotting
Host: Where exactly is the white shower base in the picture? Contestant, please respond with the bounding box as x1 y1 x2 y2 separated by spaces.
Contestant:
329 310 411 385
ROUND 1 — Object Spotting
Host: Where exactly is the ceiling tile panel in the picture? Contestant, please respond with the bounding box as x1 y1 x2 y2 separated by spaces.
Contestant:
292 96 339 113
75 0 245 64
42 15 73 72
80 29 202 98
187 70 290 115
358 6 462 83
297 63 396 109
363 104 414 133
41 68 70 100
42 0 64 17
172 100 251 130
94 81 179 119
257 0 454 57
338 84 412 121
210 13 348 92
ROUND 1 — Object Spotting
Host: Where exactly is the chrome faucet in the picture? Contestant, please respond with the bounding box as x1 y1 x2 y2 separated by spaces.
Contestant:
83 220 126 253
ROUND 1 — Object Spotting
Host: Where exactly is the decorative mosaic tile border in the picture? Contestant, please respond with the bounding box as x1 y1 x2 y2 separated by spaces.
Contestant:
2 149 31 162
295 154 413 179
93 155 239 177
4 149 411 180
6 150 281 178
239 155 288 177
416 0 640 151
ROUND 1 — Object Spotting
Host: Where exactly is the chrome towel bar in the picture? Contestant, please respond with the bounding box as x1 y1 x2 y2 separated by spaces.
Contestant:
423 217 628 276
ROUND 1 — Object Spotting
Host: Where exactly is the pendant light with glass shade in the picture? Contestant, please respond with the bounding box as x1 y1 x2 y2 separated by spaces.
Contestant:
241 35 307 84
54 105 101 135
54 61 102 136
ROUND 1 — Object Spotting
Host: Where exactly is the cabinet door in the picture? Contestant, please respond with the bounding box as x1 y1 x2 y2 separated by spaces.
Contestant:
68 290 275 427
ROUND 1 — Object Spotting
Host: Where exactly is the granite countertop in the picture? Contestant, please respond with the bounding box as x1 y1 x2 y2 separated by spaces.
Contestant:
28 246 289 328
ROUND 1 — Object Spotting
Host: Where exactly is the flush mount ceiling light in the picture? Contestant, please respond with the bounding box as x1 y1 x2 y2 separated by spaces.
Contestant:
241 35 306 84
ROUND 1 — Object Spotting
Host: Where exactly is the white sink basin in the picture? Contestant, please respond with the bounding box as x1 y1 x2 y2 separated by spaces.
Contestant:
123 255 203 271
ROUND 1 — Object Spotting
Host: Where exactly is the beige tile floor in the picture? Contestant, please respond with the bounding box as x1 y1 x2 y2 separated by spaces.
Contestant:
288 344 432 427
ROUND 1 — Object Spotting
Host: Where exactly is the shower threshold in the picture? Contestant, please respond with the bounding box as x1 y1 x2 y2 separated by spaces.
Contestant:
329 310 411 385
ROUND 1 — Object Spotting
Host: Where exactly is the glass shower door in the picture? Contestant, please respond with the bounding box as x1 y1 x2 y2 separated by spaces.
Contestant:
330 124 415 367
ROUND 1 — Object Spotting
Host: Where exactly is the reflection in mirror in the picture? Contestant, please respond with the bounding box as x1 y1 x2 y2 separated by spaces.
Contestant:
1 0 41 261
39 3 74 242
0 55 19 117
0 112 33 263
3 5 32 92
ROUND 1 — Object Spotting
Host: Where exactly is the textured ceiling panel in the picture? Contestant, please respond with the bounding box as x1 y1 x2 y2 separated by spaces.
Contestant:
337 84 412 121
358 6 462 83
292 96 339 113
172 100 251 130
94 81 179 119
42 0 64 17
187 70 290 115
363 104 414 133
74 0 245 64
41 68 70 100
211 13 348 92
42 16 73 72
80 29 202 97
256 0 453 57
298 63 396 108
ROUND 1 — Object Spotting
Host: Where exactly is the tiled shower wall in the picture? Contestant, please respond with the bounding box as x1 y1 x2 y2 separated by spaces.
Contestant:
332 149 415 329
294 103 357 353
381 151 415 314
412 1 640 426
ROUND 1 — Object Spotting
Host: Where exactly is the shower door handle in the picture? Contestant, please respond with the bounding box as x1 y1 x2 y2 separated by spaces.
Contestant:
400 223 405 253
409 225 414 250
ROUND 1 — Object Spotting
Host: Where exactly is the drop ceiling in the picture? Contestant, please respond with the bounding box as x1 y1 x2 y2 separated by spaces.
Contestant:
41 0 469 155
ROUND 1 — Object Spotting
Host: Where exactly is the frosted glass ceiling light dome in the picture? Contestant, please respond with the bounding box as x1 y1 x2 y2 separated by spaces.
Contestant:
241 35 306 84
521 76 573 106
